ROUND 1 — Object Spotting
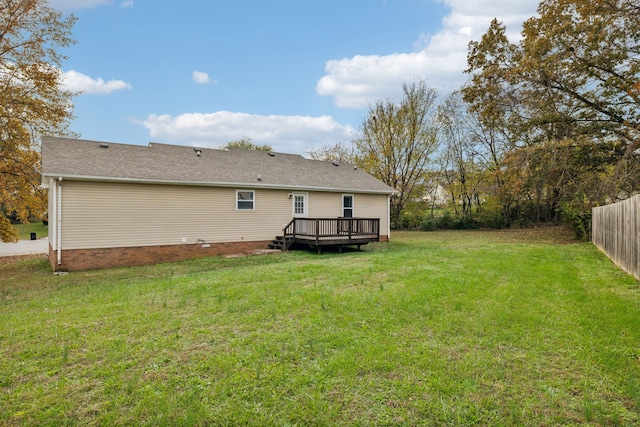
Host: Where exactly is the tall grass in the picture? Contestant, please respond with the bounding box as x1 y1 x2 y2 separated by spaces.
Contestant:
1 228 639 425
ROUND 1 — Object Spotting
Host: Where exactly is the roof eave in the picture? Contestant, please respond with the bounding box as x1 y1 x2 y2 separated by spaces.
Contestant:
41 173 397 195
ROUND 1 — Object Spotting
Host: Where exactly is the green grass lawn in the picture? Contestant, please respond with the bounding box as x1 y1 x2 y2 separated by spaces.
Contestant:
14 222 48 240
1 228 639 426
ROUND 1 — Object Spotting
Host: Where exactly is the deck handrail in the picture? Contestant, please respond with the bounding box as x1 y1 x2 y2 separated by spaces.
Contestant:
283 218 380 240
282 218 296 251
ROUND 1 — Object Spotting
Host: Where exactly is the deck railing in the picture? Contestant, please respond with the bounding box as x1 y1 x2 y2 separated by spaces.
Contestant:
283 218 380 249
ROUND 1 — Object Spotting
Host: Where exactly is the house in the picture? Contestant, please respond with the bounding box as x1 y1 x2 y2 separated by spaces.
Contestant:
41 137 395 271
421 183 449 206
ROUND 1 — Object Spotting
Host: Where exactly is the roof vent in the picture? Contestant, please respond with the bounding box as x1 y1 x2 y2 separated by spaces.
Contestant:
99 143 109 149
332 161 339 166
268 152 275 157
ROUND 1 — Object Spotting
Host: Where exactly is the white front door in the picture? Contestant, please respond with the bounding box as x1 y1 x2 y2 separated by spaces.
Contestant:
292 192 308 217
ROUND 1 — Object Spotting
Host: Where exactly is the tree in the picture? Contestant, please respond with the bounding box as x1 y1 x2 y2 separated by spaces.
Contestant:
519 0 640 147
1 0 76 242
463 0 640 233
306 141 355 163
463 19 527 148
437 92 489 217
465 0 640 149
353 79 440 227
224 136 272 152
499 137 638 236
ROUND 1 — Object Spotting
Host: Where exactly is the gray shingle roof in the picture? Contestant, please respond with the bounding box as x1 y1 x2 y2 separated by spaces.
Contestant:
41 137 395 194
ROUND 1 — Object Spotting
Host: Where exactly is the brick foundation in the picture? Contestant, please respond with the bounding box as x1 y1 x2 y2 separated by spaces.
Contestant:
48 235 391 272
49 240 273 271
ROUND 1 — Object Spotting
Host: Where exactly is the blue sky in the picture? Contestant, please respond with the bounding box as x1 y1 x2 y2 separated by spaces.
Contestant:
50 0 540 154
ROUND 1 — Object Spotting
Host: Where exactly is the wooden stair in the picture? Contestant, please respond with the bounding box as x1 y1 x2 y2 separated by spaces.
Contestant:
268 235 288 251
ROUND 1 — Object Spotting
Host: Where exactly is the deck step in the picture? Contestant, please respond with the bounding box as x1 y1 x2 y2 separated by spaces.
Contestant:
268 236 286 250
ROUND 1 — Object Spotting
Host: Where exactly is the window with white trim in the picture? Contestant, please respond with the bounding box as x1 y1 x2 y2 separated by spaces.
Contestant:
342 194 354 217
236 190 255 210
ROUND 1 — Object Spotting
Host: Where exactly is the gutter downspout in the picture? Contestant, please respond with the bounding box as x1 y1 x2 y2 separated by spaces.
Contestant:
57 177 62 265
387 194 391 239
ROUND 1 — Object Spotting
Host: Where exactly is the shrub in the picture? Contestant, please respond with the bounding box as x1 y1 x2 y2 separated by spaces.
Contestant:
561 199 592 241
452 215 479 230
474 197 508 229
420 216 438 231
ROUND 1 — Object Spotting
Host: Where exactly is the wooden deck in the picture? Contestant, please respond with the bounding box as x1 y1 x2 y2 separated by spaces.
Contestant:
274 218 381 253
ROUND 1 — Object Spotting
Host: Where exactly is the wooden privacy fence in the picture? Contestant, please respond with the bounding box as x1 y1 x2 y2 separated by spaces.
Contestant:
592 195 640 281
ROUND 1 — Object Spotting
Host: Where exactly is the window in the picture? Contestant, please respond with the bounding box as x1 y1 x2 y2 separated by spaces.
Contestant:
236 190 254 210
343 194 354 217
294 195 304 215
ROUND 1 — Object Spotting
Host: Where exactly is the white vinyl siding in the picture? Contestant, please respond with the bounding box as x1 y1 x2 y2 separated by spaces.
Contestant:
350 193 389 236
57 181 392 250
308 192 340 217
59 182 291 249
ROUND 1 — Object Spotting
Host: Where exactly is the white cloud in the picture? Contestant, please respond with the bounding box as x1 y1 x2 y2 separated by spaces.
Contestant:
120 0 133 7
317 52 437 108
192 71 211 84
316 0 539 108
63 70 132 94
136 111 356 154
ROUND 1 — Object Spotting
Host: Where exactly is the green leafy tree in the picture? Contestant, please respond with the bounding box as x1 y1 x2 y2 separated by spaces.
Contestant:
499 137 638 236
353 79 440 227
1 0 77 242
224 136 272 152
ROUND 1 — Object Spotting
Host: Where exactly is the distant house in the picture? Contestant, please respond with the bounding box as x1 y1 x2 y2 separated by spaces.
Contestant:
422 183 449 206
41 137 395 271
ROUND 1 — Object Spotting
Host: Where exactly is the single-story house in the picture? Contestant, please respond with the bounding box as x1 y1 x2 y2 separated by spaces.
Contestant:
41 137 395 271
